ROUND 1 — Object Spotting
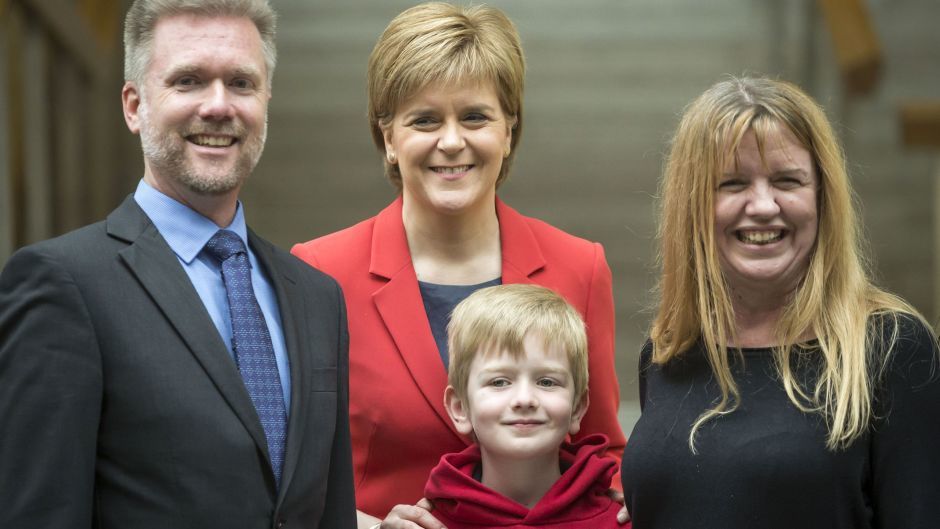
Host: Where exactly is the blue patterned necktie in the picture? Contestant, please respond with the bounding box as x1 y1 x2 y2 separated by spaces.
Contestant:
204 229 286 485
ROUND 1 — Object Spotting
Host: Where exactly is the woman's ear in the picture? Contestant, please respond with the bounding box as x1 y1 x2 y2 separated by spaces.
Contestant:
504 115 517 157
444 386 474 436
381 123 396 163
568 392 590 436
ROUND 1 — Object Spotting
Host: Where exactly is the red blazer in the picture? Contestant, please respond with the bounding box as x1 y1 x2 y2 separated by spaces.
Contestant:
292 196 625 517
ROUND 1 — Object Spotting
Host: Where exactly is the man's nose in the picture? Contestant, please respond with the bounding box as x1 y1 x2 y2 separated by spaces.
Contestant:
198 80 236 120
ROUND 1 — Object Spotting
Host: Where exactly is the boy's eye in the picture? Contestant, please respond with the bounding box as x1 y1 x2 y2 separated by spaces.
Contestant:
488 378 510 388
536 378 559 388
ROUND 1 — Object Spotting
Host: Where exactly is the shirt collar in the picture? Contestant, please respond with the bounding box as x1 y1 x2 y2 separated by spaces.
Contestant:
133 179 249 264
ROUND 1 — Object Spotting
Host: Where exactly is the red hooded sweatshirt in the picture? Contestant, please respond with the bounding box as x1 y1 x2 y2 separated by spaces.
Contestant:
424 434 627 528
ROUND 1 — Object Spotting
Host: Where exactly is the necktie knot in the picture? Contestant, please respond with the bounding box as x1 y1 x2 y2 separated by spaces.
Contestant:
205 230 246 262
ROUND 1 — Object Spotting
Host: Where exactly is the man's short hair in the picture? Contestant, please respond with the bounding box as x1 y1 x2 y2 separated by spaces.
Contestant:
447 284 588 404
123 0 277 86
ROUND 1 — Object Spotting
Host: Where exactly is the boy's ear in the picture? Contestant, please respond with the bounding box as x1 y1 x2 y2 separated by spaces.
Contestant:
444 386 474 436
568 392 590 436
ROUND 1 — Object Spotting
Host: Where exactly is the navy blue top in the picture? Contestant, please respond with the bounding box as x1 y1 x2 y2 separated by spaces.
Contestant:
418 278 501 369
622 313 940 528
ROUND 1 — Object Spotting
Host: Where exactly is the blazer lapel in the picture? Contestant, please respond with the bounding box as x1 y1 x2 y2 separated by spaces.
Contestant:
108 197 272 471
496 197 546 284
370 198 461 438
248 231 304 501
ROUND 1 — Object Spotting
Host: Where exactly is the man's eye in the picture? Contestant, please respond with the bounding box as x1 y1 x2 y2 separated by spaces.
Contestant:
175 76 199 87
231 78 254 90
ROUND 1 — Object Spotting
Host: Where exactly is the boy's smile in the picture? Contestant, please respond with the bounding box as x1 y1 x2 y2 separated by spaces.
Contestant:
447 333 588 466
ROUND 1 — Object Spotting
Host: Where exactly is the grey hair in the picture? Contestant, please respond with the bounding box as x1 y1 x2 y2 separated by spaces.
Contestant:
123 0 277 87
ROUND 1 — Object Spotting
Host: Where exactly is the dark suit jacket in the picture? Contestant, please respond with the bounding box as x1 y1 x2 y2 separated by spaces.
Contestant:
0 196 356 529
292 196 625 516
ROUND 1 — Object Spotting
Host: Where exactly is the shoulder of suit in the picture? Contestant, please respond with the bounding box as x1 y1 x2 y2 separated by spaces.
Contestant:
19 220 113 264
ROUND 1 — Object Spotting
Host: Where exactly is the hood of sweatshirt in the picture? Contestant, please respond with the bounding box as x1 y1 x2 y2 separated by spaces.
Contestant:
424 434 619 527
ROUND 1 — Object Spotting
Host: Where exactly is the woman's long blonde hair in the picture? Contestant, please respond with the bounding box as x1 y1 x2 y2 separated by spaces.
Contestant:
652 76 918 451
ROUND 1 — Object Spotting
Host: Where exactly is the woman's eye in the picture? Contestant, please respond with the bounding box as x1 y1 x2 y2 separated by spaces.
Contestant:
718 179 746 191
774 177 802 189
411 117 437 128
463 113 487 123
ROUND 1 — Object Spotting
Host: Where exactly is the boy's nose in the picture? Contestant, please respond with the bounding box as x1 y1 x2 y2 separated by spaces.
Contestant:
510 382 539 410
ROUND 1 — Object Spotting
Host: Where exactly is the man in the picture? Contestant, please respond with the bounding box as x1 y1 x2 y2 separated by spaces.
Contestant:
0 1 355 527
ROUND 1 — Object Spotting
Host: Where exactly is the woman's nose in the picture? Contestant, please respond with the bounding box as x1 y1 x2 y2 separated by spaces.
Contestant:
745 182 781 218
437 121 465 154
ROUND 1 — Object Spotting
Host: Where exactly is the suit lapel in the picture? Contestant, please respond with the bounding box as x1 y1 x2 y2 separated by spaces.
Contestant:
370 198 460 438
248 231 304 501
108 197 272 471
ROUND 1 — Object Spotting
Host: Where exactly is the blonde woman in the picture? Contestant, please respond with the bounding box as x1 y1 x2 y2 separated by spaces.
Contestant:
292 3 626 528
621 77 940 528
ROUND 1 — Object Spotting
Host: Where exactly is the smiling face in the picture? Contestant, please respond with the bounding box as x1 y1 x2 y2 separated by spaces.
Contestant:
122 14 270 199
445 333 587 464
382 79 514 217
715 125 819 300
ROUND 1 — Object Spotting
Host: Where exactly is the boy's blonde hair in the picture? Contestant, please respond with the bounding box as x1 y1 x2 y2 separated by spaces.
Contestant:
447 284 588 404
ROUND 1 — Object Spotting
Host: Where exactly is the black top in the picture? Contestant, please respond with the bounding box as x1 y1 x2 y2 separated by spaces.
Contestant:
621 313 940 529
418 278 501 369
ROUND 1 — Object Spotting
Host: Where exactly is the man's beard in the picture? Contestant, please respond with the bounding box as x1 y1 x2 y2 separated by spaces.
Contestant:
138 102 267 195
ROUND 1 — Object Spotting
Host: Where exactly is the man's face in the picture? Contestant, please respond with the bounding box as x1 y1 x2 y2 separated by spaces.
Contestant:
123 14 270 197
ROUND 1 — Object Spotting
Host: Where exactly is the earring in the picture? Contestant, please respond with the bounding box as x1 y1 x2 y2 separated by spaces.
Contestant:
504 145 511 158
386 152 397 164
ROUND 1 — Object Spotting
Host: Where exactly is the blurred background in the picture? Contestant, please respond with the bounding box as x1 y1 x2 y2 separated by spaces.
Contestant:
2 0 939 432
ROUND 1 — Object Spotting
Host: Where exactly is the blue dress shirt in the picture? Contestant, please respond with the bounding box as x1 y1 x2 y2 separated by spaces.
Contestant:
134 180 291 412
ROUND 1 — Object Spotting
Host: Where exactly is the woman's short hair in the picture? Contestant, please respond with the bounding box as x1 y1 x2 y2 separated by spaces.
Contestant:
124 0 277 87
367 2 525 188
447 284 588 406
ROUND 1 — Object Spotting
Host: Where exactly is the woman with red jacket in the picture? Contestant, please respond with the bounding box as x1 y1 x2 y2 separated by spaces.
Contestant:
292 3 625 527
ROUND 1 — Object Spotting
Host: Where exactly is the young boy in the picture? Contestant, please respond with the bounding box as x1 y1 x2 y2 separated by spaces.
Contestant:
424 284 624 528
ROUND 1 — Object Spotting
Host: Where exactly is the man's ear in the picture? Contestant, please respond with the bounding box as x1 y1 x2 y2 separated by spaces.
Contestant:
568 392 590 436
444 386 474 436
122 81 142 134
